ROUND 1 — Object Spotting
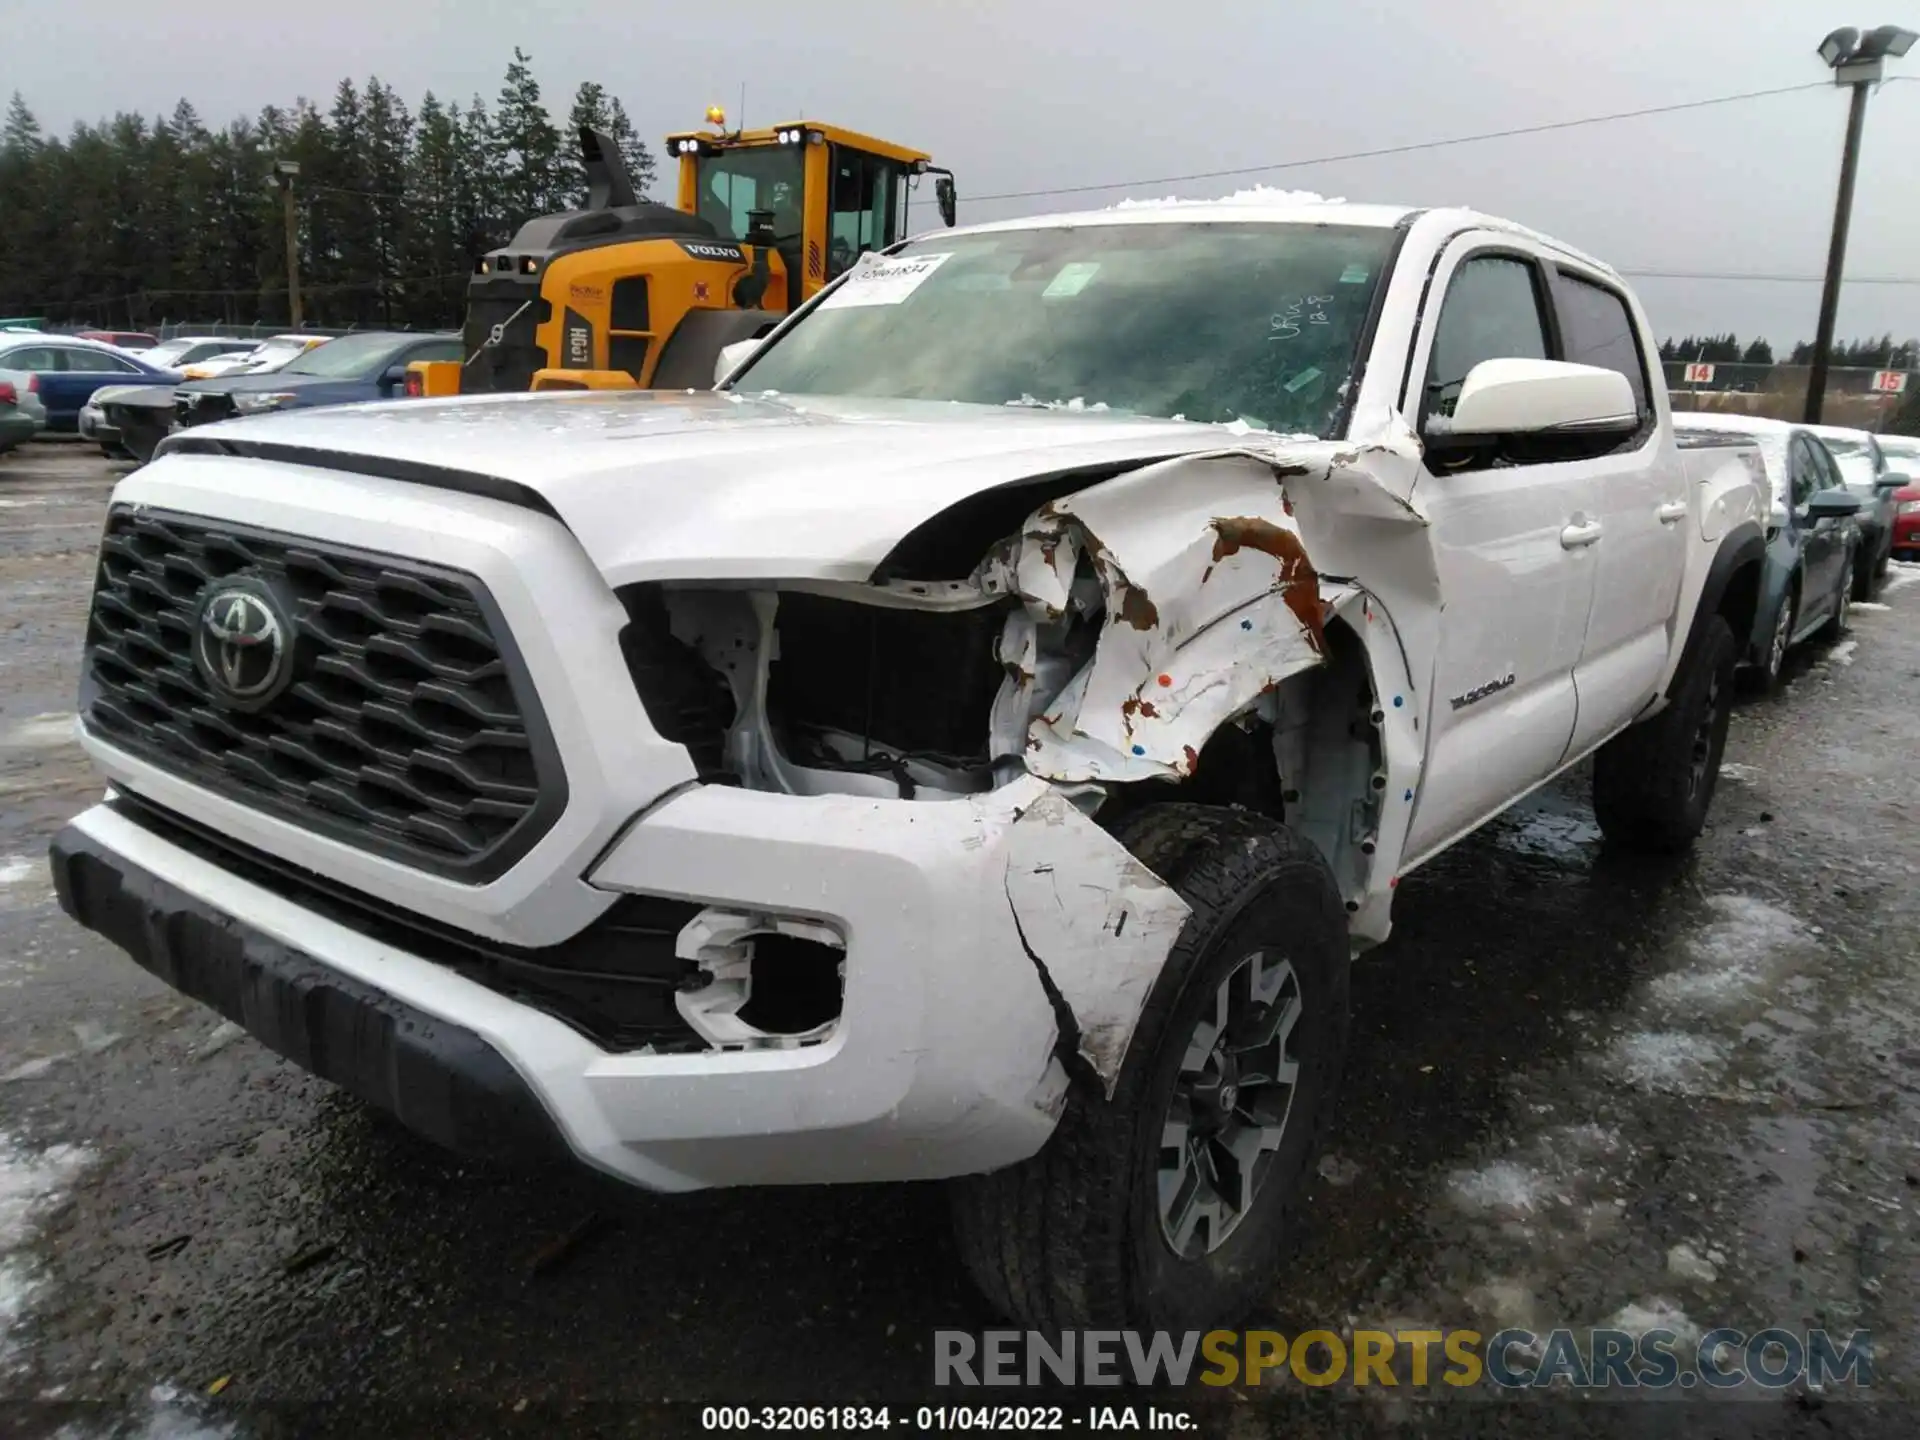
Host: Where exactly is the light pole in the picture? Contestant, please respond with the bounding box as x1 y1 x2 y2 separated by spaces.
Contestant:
1805 24 1916 424
267 159 303 328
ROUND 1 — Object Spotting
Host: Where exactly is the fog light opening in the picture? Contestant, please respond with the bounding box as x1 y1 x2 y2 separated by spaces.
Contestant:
674 908 846 1051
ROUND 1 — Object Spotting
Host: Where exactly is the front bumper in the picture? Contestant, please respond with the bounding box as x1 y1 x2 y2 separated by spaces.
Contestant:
51 777 1175 1192
1894 510 1920 556
51 813 566 1163
77 405 121 445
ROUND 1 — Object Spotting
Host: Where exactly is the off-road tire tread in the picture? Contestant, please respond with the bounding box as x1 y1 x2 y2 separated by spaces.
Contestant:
951 804 1346 1330
1592 614 1737 852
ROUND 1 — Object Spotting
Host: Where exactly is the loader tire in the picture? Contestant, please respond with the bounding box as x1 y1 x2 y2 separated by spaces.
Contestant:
1592 614 1737 853
950 804 1350 1330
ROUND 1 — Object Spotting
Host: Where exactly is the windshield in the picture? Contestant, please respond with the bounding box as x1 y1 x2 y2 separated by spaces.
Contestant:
280 334 401 379
1818 437 1878 489
694 147 805 243
733 221 1398 436
1878 435 1919 470
145 339 193 367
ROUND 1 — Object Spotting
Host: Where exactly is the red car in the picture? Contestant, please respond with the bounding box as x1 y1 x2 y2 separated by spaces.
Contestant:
1883 436 1920 560
74 330 158 351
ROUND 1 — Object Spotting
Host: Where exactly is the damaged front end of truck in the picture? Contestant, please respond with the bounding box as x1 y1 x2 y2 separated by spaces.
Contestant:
614 414 1434 1095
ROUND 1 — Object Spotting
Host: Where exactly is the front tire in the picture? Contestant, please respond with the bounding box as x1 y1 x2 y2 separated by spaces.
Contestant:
950 805 1350 1330
1592 613 1737 853
1743 586 1796 694
1851 545 1877 600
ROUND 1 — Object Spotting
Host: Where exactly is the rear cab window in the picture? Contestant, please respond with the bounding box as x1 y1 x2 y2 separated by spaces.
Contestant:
1551 270 1652 435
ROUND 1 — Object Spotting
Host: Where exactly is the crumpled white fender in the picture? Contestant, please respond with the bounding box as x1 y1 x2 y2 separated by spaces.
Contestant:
1000 410 1427 783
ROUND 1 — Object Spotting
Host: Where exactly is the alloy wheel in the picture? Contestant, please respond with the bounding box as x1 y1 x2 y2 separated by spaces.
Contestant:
1158 951 1303 1259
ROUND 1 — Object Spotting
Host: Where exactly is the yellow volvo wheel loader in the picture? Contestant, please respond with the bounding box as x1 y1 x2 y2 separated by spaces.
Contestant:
409 109 956 398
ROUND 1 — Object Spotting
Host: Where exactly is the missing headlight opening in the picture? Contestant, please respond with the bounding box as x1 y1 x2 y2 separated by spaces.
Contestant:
615 451 1372 853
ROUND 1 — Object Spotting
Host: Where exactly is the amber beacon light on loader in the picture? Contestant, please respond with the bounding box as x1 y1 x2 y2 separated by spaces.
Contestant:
406 107 956 399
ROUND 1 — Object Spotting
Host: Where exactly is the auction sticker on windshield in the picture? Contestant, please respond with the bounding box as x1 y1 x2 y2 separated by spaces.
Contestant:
818 253 953 309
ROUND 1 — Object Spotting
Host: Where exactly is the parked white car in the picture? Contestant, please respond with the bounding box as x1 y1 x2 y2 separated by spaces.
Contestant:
52 201 1768 1330
178 333 326 380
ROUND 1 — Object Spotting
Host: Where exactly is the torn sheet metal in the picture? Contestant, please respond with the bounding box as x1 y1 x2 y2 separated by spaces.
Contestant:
1004 789 1192 1093
1010 451 1330 783
1001 410 1431 784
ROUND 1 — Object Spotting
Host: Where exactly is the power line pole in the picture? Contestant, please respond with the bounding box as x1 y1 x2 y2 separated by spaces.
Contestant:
270 159 304 327
1805 25 1915 424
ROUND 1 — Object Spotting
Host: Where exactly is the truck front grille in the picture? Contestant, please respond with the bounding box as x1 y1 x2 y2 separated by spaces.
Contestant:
83 508 565 881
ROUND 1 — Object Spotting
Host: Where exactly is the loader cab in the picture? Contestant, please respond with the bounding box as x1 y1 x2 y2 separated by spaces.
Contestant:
670 118 955 307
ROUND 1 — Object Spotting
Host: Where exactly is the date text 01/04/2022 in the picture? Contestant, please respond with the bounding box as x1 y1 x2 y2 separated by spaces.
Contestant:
699 1405 1197 1431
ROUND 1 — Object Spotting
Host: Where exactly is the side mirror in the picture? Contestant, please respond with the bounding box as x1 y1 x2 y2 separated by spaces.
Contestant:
1873 469 1910 491
715 337 762 387
935 175 957 228
1437 358 1638 438
1805 487 1863 521
380 363 408 390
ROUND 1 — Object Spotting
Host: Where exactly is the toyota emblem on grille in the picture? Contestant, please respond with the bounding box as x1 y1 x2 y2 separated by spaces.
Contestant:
194 584 293 706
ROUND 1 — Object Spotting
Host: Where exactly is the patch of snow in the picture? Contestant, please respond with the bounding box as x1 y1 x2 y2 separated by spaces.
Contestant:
109 1386 241 1440
0 858 35 886
1650 895 1812 1009
1 714 76 750
193 1021 246 1061
1449 1160 1543 1216
1717 762 1762 784
1004 394 1111 412
1601 1031 1727 1094
1316 1153 1363 1187
1881 561 1919 595
1850 601 1890 612
0 1131 93 1374
1112 185 1345 210
1666 1243 1718 1284
1605 1297 1702 1346
1823 640 1857 667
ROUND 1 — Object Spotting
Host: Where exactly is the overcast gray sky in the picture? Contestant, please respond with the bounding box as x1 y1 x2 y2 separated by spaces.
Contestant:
10 0 1918 349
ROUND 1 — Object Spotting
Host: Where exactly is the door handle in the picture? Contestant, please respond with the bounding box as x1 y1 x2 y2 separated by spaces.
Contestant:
1655 501 1689 523
1560 520 1603 549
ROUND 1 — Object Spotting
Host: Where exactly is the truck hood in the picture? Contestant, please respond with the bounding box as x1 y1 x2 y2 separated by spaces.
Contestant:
159 391 1249 584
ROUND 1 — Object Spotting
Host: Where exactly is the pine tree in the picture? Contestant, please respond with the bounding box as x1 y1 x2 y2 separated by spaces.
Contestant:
405 94 466 326
493 48 562 227
362 78 414 325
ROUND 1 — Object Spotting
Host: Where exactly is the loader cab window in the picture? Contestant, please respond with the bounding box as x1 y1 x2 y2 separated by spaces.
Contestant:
695 147 805 244
827 150 900 278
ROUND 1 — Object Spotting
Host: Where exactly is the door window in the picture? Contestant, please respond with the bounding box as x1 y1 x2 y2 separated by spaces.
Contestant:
62 348 139 373
827 151 898 279
405 340 464 365
0 346 58 371
1423 255 1549 423
1788 436 1820 509
1554 273 1650 421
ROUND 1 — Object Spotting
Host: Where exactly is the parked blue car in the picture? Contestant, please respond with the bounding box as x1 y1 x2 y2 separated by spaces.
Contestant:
1673 413 1863 690
172 331 462 430
0 336 177 431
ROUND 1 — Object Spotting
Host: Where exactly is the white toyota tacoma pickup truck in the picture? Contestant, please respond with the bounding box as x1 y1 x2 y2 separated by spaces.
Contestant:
52 199 1769 1331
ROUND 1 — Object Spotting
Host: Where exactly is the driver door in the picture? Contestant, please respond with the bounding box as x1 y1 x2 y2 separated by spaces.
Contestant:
1793 434 1843 608
1399 243 1600 863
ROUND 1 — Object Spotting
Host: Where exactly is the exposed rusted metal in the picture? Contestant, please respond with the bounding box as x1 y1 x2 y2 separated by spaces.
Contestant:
1207 516 1324 651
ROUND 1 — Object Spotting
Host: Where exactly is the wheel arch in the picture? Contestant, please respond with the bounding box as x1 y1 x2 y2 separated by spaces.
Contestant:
1671 523 1765 703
